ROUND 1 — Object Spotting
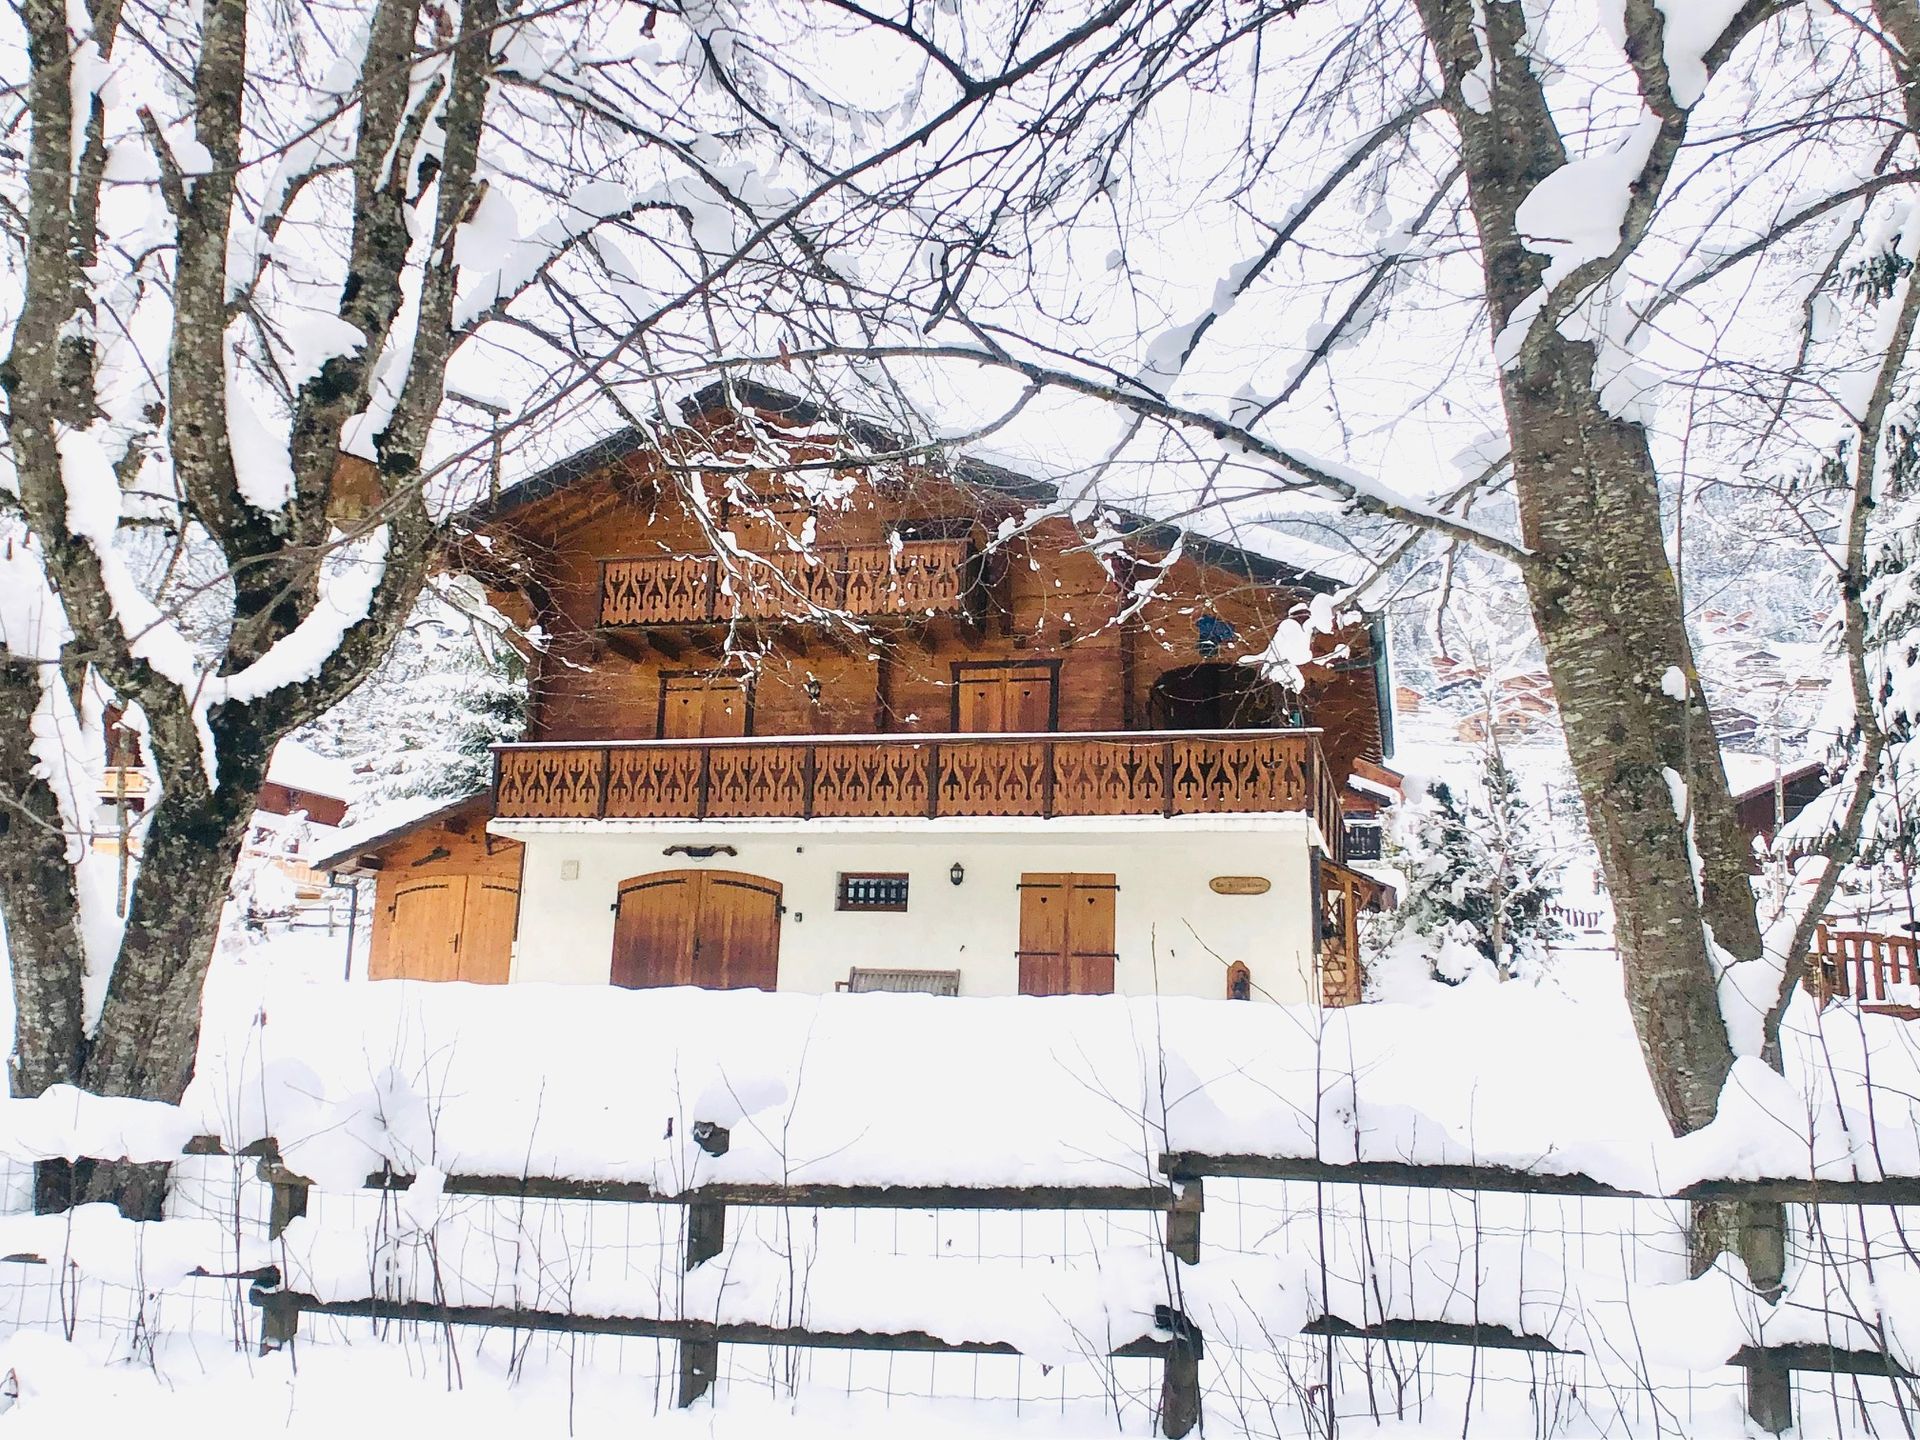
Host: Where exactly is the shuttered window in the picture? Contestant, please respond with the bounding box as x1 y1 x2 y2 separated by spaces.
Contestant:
837 873 910 912
954 663 1057 733
659 673 750 738
1016 872 1118 996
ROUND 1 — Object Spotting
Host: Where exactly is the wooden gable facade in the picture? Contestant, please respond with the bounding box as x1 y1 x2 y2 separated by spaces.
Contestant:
462 385 1391 787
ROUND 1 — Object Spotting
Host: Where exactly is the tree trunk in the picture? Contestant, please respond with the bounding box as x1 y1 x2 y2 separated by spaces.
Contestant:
0 663 92 1213
1501 340 1759 1133
1410 13 1792 1425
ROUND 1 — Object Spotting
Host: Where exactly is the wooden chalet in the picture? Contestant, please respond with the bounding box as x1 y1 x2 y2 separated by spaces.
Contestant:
320 383 1397 1005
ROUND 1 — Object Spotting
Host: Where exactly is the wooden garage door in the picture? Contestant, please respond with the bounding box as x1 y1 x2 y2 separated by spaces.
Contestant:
377 878 465 981
955 664 1056 733
459 878 520 984
611 869 781 991
1016 873 1118 996
660 673 750 739
374 875 519 983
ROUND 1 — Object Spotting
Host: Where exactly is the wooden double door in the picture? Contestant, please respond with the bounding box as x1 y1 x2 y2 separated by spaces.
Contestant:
1017 872 1118 996
611 868 782 991
376 874 519 983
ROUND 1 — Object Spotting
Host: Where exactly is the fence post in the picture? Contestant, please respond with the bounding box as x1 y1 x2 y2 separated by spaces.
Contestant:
678 1197 726 1406
1746 1356 1792 1434
259 1158 311 1352
1164 1177 1202 1265
687 1198 726 1268
1158 1316 1202 1439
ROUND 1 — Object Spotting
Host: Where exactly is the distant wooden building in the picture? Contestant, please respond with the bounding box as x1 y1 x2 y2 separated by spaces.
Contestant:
320 383 1398 1005
1728 757 1827 850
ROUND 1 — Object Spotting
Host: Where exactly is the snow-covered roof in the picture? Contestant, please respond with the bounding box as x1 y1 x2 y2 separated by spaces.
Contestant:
1721 751 1822 801
310 791 485 873
266 739 359 803
470 379 1348 596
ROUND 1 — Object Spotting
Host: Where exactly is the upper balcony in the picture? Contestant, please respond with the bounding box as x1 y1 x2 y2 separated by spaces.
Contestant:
493 729 1346 859
599 538 976 628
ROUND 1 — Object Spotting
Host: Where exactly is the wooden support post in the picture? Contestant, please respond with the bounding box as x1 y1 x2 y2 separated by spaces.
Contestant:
679 1333 720 1408
1160 1334 1201 1438
256 1285 300 1354
1746 1355 1793 1435
687 1200 726 1269
259 1160 310 1352
263 1163 311 1240
679 1190 726 1405
1164 1178 1202 1265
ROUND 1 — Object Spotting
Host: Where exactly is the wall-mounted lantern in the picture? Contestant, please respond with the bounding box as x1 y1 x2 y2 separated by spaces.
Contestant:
949 861 966 887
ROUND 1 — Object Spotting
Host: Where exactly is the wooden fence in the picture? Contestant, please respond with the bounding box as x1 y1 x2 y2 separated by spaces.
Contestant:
1811 925 1920 1016
12 1136 1920 1435
245 1141 1206 1436
201 1136 1920 1437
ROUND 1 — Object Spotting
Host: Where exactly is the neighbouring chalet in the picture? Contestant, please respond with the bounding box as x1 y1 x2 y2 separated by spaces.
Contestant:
318 384 1399 1005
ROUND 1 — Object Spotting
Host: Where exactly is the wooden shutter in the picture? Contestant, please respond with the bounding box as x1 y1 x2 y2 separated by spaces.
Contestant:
1008 670 1054 731
661 675 750 739
956 669 1006 732
956 665 1056 734
1017 872 1117 996
612 872 699 988
697 871 783 991
378 878 466 981
458 878 520 984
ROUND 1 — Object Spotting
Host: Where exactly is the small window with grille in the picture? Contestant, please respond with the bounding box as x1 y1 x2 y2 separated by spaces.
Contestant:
837 872 910 912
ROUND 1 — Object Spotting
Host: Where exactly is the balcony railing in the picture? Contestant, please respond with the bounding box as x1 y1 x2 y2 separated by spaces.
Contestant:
600 539 975 627
1810 925 1920 1015
493 730 1345 857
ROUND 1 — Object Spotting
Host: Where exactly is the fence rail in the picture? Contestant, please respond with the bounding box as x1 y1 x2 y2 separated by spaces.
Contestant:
23 1135 1920 1437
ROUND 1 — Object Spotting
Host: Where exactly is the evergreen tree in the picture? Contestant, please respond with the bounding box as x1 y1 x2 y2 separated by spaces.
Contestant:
1858 479 1920 925
302 583 529 805
1390 752 1564 983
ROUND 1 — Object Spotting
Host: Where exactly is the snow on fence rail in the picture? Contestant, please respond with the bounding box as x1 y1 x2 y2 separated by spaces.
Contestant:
6 1129 1920 1434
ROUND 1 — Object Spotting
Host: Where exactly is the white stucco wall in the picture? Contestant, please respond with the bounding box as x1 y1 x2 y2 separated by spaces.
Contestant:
492 816 1323 1003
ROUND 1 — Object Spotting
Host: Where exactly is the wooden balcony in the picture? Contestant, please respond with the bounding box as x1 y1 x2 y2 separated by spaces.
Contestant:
494 730 1346 857
600 539 975 627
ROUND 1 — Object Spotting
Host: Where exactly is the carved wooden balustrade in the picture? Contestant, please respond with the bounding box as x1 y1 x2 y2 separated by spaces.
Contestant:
600 539 974 627
495 731 1345 857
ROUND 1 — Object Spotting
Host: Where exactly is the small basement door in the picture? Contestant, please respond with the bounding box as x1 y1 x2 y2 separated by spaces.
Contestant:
374 875 518 983
1016 873 1118 996
611 869 782 990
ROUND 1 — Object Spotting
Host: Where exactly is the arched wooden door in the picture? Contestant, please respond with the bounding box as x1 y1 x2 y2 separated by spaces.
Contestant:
373 874 520 983
381 878 464 981
611 869 782 991
460 878 521 984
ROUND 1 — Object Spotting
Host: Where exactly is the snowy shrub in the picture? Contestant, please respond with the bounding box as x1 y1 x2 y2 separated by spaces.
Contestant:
1383 755 1564 984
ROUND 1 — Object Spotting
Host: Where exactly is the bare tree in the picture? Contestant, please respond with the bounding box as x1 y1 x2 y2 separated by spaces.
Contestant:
1 0 1118 1210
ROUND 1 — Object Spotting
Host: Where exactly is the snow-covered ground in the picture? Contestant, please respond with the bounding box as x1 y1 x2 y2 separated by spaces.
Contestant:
0 944 1914 1436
